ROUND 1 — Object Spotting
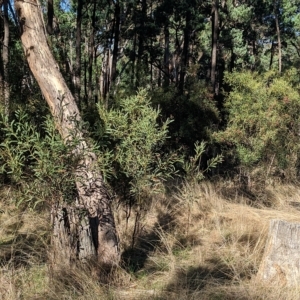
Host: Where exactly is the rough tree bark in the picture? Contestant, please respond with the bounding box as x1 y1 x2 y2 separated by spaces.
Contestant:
15 0 120 268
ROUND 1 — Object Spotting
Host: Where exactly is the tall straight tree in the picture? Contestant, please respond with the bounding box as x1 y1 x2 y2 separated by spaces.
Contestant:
74 0 83 107
136 0 147 87
179 4 192 94
14 0 120 267
211 0 219 94
111 0 120 85
274 0 282 73
2 0 9 116
87 0 97 102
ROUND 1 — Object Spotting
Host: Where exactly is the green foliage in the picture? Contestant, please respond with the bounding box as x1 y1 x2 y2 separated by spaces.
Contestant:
0 110 75 208
215 69 300 180
98 89 180 201
183 141 223 182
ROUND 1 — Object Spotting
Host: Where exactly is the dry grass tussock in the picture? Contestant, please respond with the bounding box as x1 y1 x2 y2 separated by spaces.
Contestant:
2 182 300 299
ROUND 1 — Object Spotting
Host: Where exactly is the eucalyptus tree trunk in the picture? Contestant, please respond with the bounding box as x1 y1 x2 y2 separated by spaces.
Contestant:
87 1 96 103
274 0 282 74
179 7 191 94
163 22 170 87
74 0 83 108
211 0 219 95
111 1 120 85
15 0 120 268
136 0 147 88
3 0 9 116
269 41 274 70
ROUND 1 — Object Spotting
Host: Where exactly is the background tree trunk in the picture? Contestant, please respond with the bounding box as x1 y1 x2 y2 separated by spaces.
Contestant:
274 0 282 74
163 22 169 87
3 0 9 116
211 0 219 95
111 1 120 85
74 0 83 108
258 219 300 286
87 1 96 103
179 7 191 94
15 0 119 268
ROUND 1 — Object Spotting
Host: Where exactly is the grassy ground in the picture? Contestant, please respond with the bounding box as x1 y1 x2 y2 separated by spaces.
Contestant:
1 180 300 299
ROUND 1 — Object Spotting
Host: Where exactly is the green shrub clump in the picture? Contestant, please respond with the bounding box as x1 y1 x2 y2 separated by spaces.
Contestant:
98 89 181 203
215 69 300 181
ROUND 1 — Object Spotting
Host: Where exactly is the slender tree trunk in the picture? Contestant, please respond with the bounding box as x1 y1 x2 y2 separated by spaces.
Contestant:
179 8 191 94
84 59 88 102
3 0 9 117
163 22 170 87
100 49 110 101
111 1 120 85
131 32 137 87
88 1 96 103
274 0 282 74
74 0 83 108
269 41 274 70
211 0 219 94
15 0 120 268
136 0 147 88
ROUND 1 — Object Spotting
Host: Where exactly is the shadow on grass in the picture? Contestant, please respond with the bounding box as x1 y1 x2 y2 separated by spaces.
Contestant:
121 216 170 272
121 204 179 273
166 260 232 292
128 262 235 300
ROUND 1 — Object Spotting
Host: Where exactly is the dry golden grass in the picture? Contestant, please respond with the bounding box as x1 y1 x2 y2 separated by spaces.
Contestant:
2 181 300 299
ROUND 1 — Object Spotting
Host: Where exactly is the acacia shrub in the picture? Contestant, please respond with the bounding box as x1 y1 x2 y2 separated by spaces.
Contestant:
98 89 181 205
215 69 300 183
0 109 76 208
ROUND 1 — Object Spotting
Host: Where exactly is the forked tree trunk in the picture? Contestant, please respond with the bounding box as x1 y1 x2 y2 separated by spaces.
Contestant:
15 0 119 268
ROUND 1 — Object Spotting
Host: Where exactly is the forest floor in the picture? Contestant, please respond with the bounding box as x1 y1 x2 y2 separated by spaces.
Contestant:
1 180 300 299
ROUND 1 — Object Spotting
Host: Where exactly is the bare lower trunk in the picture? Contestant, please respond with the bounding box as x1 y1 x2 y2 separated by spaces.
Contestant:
15 0 119 267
